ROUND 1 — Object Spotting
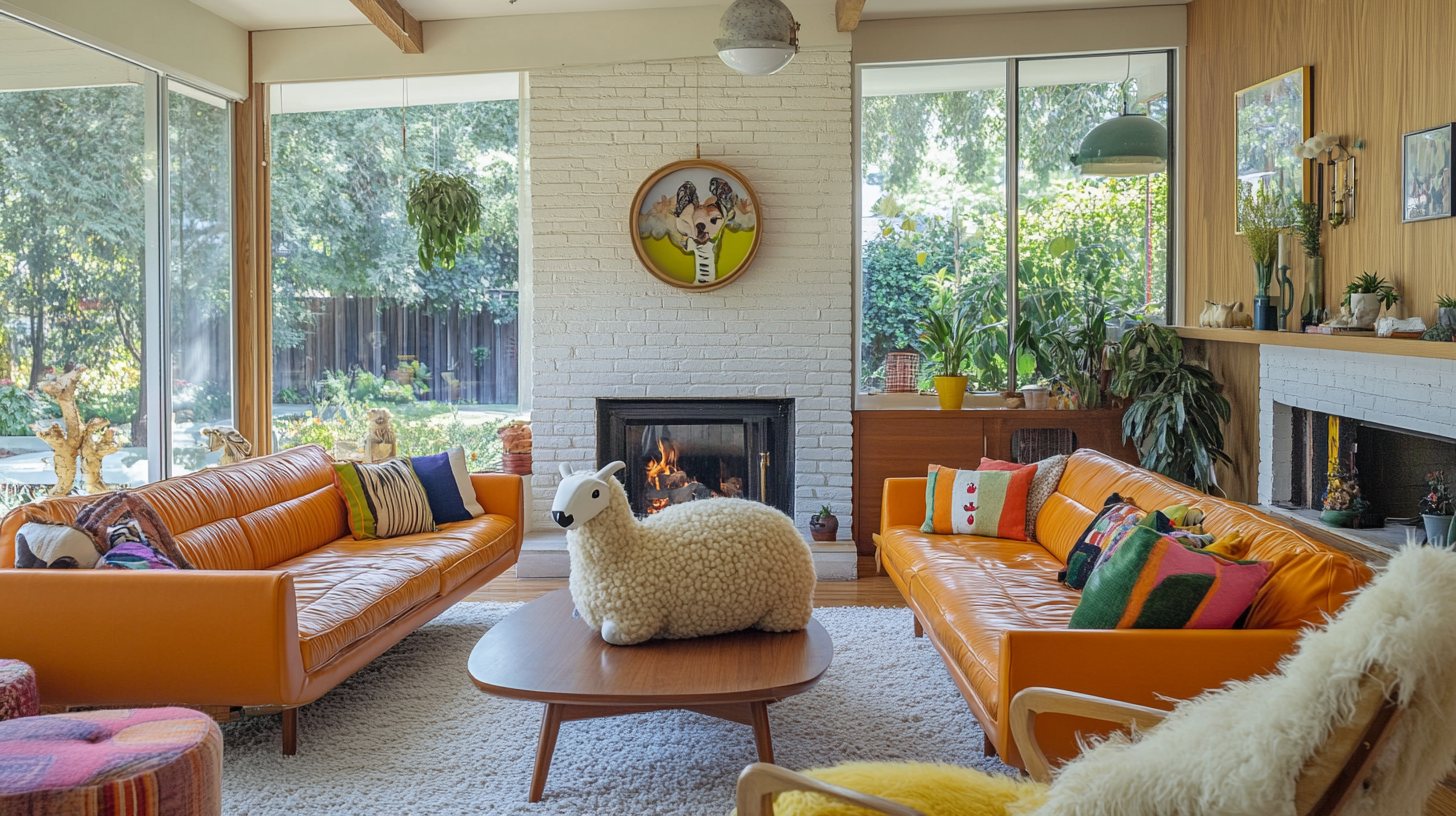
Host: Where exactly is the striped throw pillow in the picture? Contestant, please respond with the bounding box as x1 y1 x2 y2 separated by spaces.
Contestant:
333 458 438 540
920 463 1038 540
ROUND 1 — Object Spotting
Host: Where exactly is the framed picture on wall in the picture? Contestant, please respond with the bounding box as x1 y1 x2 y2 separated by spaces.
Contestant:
1234 66 1311 233
630 159 761 291
1402 123 1453 223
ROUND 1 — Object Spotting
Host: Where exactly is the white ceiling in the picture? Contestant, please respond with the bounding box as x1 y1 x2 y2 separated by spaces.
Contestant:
189 0 1188 32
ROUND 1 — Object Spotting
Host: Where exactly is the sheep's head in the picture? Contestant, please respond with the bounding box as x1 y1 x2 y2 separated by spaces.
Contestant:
551 461 625 529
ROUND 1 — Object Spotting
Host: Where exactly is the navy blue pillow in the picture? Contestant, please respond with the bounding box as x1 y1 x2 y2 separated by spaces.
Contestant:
410 447 482 524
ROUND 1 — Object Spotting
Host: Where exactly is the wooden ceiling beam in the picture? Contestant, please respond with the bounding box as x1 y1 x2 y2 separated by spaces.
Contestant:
347 0 424 54
835 0 867 32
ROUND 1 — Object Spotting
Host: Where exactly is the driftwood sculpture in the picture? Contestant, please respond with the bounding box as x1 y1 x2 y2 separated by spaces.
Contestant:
35 366 120 496
201 427 253 465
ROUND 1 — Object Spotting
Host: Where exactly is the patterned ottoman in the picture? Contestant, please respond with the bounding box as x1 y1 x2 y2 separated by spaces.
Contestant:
0 707 222 815
0 659 39 721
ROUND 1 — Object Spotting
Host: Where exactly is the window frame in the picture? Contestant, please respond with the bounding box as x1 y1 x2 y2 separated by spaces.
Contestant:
853 48 1180 407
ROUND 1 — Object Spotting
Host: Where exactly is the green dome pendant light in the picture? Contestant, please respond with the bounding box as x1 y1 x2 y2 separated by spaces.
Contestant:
1070 55 1169 177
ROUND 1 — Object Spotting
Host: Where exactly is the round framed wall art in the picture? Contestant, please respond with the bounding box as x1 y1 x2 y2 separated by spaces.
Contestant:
629 159 761 291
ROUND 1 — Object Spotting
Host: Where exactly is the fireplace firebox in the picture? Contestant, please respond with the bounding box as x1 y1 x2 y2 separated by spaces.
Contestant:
596 399 794 518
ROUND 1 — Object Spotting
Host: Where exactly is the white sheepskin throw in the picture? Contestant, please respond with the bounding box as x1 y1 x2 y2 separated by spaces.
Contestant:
1031 545 1456 816
550 462 815 646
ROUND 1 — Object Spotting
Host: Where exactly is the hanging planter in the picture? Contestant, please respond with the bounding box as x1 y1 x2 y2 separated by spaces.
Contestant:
406 169 482 272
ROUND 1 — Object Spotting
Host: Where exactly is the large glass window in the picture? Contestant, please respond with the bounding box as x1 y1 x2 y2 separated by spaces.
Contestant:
0 14 235 511
269 75 521 467
168 82 233 474
858 51 1174 396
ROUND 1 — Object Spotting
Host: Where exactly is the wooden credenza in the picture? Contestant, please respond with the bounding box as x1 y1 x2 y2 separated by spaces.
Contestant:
850 408 1138 554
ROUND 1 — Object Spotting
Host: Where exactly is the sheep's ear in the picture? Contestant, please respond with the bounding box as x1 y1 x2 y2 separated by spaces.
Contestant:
595 461 626 480
559 463 574 479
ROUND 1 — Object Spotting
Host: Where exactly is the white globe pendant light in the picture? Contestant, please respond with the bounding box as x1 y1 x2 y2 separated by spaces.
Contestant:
715 0 800 76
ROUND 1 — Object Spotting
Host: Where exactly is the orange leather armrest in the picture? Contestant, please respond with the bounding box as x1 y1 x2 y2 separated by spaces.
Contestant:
996 627 1301 768
881 478 928 536
470 473 525 545
0 570 303 708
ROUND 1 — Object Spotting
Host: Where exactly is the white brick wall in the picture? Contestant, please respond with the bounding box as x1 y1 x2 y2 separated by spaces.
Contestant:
527 47 854 533
1259 345 1456 504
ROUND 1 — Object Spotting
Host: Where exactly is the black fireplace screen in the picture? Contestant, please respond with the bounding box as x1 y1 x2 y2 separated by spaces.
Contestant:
597 399 794 518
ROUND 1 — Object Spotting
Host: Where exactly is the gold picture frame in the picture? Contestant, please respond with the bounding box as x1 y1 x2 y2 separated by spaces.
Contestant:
1235 66 1311 233
629 159 762 292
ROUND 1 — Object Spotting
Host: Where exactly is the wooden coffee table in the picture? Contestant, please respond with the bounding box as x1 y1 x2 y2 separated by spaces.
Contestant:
468 589 833 802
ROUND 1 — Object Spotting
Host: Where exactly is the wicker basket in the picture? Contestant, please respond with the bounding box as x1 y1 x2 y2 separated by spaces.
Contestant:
885 352 921 393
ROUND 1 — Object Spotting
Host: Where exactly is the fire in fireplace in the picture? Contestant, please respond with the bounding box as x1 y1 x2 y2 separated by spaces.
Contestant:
597 399 794 518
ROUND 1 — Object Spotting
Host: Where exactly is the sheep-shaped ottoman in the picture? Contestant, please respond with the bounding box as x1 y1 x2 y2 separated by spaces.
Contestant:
550 461 815 645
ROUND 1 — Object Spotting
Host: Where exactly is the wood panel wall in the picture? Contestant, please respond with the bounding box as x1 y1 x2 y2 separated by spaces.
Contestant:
1185 0 1456 320
1184 339 1260 503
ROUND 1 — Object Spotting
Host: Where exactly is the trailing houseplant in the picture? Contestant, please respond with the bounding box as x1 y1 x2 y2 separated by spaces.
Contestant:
915 293 977 411
1108 320 1231 494
1342 272 1399 329
406 169 483 272
1421 470 1454 546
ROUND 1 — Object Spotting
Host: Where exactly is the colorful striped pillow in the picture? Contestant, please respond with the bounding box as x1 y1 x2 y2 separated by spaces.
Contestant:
920 463 1038 540
332 458 438 540
1069 524 1271 630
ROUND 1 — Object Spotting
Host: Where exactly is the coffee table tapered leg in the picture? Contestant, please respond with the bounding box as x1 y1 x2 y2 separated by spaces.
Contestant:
749 700 774 764
530 703 564 802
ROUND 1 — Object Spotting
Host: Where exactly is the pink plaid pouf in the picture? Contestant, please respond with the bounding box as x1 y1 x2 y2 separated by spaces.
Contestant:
0 659 38 721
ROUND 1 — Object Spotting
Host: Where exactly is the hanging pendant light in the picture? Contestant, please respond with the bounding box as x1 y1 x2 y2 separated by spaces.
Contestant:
1070 56 1168 177
715 0 800 76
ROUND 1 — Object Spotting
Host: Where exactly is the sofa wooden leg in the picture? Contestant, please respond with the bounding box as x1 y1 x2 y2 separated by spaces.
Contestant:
281 708 298 756
913 616 923 638
983 734 998 758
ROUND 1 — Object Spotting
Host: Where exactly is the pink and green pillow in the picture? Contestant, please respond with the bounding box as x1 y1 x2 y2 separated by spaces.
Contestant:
1069 524 1271 630
920 463 1038 540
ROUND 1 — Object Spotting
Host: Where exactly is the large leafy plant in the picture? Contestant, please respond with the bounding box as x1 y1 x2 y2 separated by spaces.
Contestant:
1109 321 1231 493
406 169 483 272
914 281 977 379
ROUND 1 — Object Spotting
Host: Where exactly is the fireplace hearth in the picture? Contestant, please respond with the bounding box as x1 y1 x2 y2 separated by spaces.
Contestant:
596 399 794 518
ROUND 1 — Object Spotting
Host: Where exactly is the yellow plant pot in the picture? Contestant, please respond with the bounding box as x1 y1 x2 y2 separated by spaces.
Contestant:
933 376 968 410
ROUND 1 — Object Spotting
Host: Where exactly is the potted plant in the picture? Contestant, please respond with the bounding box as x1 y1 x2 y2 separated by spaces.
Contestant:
1421 470 1454 547
1237 181 1291 331
1438 295 1456 329
809 505 839 542
1108 319 1231 493
915 298 975 411
406 169 483 272
1293 200 1324 328
1342 272 1399 329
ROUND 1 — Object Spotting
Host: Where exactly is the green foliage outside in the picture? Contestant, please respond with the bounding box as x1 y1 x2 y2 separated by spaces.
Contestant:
859 78 1170 394
0 381 36 436
272 395 506 471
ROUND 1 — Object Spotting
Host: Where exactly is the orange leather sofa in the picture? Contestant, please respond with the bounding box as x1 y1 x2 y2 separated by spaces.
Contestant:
0 444 523 752
878 449 1372 770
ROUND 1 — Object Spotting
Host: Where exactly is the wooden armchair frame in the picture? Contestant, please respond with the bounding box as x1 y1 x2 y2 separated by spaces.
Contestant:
736 670 1402 816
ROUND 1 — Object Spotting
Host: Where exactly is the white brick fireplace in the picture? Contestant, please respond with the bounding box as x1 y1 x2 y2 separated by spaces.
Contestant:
1259 345 1456 506
526 48 855 535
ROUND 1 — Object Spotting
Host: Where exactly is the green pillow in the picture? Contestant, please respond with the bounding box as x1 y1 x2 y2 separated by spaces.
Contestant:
332 458 438 540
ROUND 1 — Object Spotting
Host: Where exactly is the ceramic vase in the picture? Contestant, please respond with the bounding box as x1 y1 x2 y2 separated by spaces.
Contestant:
1253 294 1277 331
1439 307 1456 329
1349 293 1382 328
933 376 968 410
1301 257 1324 329
1423 513 1454 547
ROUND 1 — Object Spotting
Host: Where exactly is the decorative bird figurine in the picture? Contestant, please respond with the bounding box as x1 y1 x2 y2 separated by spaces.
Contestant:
201 427 253 465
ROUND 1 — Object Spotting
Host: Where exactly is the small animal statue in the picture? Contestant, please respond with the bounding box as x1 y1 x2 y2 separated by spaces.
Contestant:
673 178 739 285
1228 302 1253 328
363 408 398 462
201 427 253 465
550 461 815 645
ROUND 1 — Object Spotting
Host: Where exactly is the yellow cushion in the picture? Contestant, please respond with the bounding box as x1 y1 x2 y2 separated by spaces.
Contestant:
757 762 1046 816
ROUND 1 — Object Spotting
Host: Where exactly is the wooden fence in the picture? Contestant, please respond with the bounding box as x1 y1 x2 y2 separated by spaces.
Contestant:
273 295 518 406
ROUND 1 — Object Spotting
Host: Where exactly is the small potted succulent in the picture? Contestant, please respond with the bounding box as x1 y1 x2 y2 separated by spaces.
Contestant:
1421 470 1454 547
1438 294 1456 329
809 504 839 542
1342 272 1399 329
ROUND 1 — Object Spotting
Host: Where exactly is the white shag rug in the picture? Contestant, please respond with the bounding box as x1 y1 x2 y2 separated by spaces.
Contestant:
221 603 1014 815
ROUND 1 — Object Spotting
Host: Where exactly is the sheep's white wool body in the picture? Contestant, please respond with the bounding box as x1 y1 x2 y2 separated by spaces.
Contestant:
558 472 815 646
1030 545 1456 816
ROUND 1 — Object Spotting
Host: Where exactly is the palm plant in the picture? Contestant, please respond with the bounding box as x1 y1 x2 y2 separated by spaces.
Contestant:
1108 320 1232 493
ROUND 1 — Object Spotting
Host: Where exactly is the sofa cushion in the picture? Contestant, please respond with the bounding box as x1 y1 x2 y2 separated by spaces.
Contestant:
411 447 485 524
921 464 1038 540
331 513 518 595
269 549 441 672
332 459 438 540
904 538 1079 712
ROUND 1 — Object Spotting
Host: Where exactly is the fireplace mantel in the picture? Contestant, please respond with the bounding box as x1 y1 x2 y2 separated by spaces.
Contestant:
1177 326 1456 361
